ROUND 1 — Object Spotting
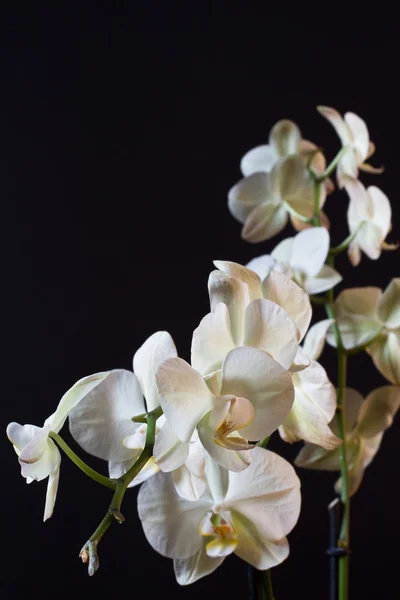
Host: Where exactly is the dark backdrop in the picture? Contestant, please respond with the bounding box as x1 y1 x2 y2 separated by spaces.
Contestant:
2 6 399 600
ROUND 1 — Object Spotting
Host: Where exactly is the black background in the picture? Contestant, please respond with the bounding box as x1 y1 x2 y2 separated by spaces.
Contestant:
2 6 399 599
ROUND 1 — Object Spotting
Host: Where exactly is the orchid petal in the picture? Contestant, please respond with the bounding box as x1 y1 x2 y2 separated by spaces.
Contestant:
378 279 400 329
69 370 145 462
213 261 262 301
226 447 301 541
208 270 249 346
137 472 212 559
172 465 206 502
243 299 299 369
198 413 253 472
43 457 61 521
367 331 400 385
234 519 290 570
240 145 277 176
290 227 329 278
357 386 400 438
269 119 301 157
246 254 277 281
133 331 177 411
221 347 294 442
303 265 342 295
228 173 269 224
270 237 294 264
191 303 235 376
345 112 369 160
153 421 190 472
317 106 353 146
262 271 312 341
302 319 334 361
242 202 288 243
156 358 214 442
174 549 224 586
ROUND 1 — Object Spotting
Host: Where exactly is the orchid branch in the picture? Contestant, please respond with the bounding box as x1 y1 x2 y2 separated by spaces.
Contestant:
49 431 116 490
80 412 157 575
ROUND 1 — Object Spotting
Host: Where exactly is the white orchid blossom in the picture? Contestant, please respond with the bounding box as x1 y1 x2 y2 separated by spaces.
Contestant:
343 177 394 266
247 227 342 295
156 346 294 472
296 386 400 495
228 155 324 243
327 280 400 384
7 372 109 520
138 448 301 585
317 106 383 187
192 261 311 377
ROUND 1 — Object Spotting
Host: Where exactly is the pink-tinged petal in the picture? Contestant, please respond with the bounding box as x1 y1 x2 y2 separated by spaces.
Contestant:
69 370 145 462
367 331 400 385
269 119 301 157
295 443 340 471
153 421 189 472
348 240 362 266
198 413 253 472
221 347 295 441
240 144 277 176
228 173 269 224
48 371 110 433
290 209 330 232
156 358 214 443
290 227 329 278
243 299 299 370
174 549 224 585
317 106 353 145
133 331 177 412
262 271 312 341
303 265 342 295
226 447 301 541
191 303 235 376
302 319 334 361
299 140 326 174
242 202 288 243
137 471 212 559
213 260 262 301
357 386 400 438
378 279 400 329
344 112 369 160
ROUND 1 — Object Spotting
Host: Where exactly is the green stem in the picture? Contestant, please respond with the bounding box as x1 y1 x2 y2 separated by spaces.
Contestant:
263 569 275 600
132 404 163 423
317 146 348 182
310 294 329 305
329 223 366 257
257 436 270 448
312 179 321 226
49 431 116 490
80 412 157 575
325 269 350 600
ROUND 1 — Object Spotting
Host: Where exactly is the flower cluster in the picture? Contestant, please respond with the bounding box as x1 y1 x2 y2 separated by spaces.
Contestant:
7 106 400 594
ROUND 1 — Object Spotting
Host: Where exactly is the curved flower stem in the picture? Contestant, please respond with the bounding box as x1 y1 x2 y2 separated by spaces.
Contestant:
312 179 321 226
49 431 116 490
317 147 348 182
80 412 157 575
325 260 350 600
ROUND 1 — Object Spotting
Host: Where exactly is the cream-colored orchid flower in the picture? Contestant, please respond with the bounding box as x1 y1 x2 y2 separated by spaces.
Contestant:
317 106 383 187
327 281 400 384
192 261 311 377
156 346 294 472
69 332 206 501
343 177 393 266
228 155 324 243
138 448 301 585
296 386 400 495
247 228 342 295
7 372 109 520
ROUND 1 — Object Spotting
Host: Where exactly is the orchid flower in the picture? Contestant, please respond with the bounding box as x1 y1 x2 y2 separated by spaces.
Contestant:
228 155 324 243
7 372 109 520
138 448 301 585
343 177 394 266
69 332 207 501
296 386 400 495
156 346 294 472
326 280 400 384
191 262 311 380
317 106 383 187
247 227 342 295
